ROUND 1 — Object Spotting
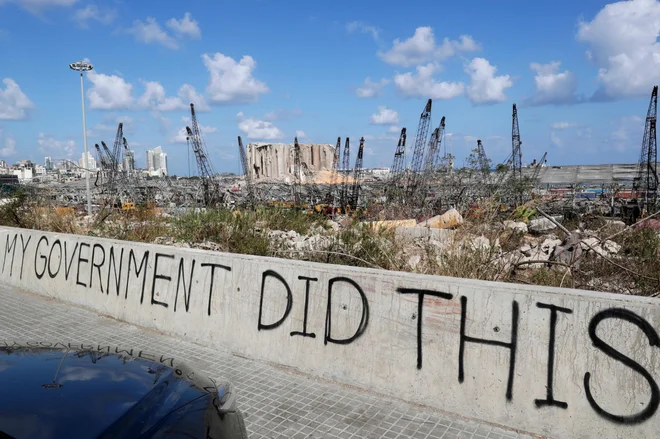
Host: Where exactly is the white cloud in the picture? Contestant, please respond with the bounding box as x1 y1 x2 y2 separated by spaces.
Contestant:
577 0 660 100
388 125 401 133
526 61 580 106
86 71 134 110
0 78 35 120
2 0 77 14
262 108 303 121
37 133 75 158
236 113 284 140
394 63 464 99
465 57 512 105
152 111 172 136
578 127 593 139
295 130 306 139
355 77 389 98
87 115 135 138
551 121 576 130
72 4 115 27
137 81 208 112
202 53 269 104
166 12 201 39
550 131 563 148
0 130 16 157
127 17 178 49
346 21 380 41
171 123 217 143
379 26 479 67
608 115 644 152
369 106 400 125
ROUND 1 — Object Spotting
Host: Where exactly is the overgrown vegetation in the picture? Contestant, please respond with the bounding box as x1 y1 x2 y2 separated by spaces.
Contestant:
1 192 659 297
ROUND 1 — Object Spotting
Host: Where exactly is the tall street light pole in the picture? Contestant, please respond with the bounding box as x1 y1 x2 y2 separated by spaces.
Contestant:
69 60 93 216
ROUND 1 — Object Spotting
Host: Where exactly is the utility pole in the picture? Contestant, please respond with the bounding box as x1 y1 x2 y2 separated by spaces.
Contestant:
69 60 94 216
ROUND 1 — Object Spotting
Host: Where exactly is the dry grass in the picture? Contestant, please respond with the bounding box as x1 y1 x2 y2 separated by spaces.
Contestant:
1 191 659 296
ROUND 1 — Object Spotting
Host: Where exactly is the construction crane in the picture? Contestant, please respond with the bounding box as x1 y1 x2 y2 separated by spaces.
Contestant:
511 104 523 181
386 128 407 204
340 137 350 210
406 99 433 197
349 137 365 211
293 136 302 207
530 152 547 183
325 137 342 206
474 140 490 176
425 117 446 173
186 103 222 207
433 120 448 171
390 128 407 181
419 116 446 199
634 85 658 210
237 136 254 206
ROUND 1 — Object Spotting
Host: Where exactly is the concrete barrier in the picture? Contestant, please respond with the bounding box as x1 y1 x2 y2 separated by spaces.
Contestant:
0 225 658 439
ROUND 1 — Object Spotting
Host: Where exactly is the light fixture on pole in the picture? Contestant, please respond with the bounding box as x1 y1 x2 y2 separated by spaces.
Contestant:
69 60 94 216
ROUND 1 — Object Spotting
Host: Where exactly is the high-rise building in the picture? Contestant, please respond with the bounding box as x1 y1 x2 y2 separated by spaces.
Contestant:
146 146 168 176
79 151 97 171
44 157 53 171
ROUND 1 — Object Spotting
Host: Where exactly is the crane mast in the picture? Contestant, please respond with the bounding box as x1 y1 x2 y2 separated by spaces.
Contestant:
390 128 407 180
530 151 547 189
475 140 490 175
340 137 350 210
349 137 365 211
511 104 522 181
406 99 433 197
326 137 342 206
635 85 658 209
433 118 447 171
187 103 221 207
386 128 407 204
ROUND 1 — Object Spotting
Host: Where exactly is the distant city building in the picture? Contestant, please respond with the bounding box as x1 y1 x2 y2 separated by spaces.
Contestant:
0 160 6 169
35 165 46 175
44 157 53 171
15 160 34 170
13 168 33 182
146 146 168 177
58 159 73 171
79 151 97 172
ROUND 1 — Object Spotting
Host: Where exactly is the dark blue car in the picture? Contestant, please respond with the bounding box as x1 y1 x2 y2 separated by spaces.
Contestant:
0 342 248 438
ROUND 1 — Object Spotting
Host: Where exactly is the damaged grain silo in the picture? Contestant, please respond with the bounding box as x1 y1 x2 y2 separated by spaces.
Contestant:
246 142 335 183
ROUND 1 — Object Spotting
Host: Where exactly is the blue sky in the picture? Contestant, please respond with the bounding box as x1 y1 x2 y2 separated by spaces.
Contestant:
0 0 659 175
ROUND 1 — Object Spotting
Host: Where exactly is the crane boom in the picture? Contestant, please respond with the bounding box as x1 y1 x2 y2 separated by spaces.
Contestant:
187 103 222 206
349 137 365 210
326 137 342 205
635 85 658 207
340 137 350 209
406 99 433 197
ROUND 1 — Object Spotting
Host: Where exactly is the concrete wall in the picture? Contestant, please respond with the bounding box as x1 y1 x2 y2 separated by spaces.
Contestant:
1 226 659 439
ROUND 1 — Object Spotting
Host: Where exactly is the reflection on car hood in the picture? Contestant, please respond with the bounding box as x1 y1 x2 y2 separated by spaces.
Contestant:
0 341 229 439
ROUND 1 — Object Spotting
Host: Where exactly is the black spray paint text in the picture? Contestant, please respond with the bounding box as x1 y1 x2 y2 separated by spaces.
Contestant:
2 231 659 425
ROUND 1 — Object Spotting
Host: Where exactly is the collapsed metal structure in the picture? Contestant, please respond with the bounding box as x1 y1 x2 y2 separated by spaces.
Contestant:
36 86 660 220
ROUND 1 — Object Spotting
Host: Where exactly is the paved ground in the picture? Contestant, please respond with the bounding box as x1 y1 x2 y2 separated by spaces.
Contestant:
0 284 538 439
